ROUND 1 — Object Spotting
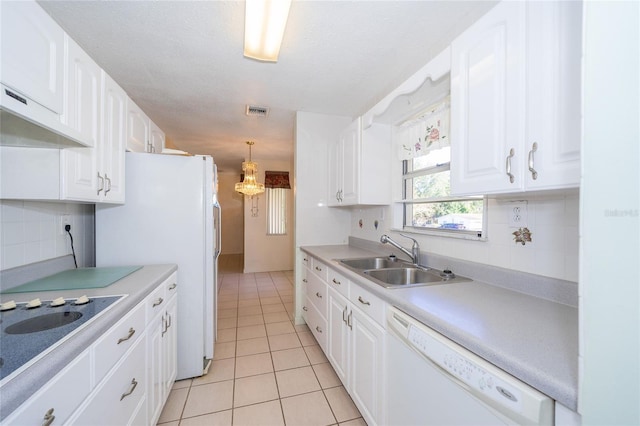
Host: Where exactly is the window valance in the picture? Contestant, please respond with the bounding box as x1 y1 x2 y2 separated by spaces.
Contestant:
265 171 291 189
395 97 450 160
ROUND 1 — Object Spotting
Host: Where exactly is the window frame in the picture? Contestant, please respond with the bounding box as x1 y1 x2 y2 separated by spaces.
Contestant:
400 158 488 240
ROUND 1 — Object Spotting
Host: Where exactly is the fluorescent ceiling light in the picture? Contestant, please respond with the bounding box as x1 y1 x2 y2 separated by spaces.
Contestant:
244 0 292 62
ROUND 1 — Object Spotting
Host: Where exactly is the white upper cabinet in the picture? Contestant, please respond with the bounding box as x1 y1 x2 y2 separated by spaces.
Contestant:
127 98 150 153
450 1 582 196
127 98 165 153
329 118 391 207
149 120 166 154
1 1 64 114
450 1 526 195
524 1 581 190
60 36 102 201
60 39 125 204
99 74 127 203
0 0 90 148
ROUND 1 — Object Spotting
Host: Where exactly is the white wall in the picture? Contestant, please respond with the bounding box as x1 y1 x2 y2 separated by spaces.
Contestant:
0 200 95 270
350 192 579 282
579 2 639 423
243 158 294 273
217 171 244 255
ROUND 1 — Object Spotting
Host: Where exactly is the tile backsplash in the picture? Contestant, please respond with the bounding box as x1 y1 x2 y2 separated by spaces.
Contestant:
0 201 95 271
350 191 579 282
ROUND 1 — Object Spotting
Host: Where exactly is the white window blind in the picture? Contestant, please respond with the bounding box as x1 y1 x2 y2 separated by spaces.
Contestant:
267 188 287 235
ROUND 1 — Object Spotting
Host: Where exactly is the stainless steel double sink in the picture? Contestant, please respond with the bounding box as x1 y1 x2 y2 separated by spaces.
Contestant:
337 256 471 289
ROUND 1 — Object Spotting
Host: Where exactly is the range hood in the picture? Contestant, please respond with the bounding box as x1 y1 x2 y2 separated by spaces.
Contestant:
1 84 90 149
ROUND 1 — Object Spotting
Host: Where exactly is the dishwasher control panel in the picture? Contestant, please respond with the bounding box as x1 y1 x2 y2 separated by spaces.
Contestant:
407 325 523 412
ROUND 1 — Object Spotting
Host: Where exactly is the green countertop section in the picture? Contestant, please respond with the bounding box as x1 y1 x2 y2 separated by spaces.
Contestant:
1 266 142 294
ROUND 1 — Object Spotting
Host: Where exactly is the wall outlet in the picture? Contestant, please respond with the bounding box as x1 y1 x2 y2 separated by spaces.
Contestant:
508 202 528 227
60 214 71 235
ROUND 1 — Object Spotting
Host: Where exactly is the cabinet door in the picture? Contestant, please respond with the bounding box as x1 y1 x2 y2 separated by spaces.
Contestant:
163 296 178 395
340 119 360 205
127 98 150 152
0 0 64 113
148 313 164 424
450 1 526 195
59 36 102 201
70 334 147 426
525 1 581 190
327 139 342 206
350 308 385 426
101 74 127 203
149 120 165 154
327 289 350 386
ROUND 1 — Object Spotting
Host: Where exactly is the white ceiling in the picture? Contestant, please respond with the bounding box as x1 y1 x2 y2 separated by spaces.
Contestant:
38 0 496 172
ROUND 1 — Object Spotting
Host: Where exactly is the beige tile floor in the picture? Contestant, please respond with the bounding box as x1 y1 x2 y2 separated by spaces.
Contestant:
157 268 366 426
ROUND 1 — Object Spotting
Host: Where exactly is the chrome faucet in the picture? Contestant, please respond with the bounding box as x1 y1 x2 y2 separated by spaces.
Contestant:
380 234 420 265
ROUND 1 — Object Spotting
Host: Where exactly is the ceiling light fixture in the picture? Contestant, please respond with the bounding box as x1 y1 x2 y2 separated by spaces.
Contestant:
244 0 292 62
235 141 265 196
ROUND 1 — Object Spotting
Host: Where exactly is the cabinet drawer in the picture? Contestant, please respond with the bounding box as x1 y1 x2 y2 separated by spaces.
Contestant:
327 267 349 298
146 281 167 321
71 334 147 426
94 301 145 383
3 351 91 425
305 298 327 351
307 272 327 318
349 284 387 326
164 272 178 300
301 253 311 269
310 257 328 281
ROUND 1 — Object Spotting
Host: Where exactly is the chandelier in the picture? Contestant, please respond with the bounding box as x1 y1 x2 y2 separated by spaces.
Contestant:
235 141 265 196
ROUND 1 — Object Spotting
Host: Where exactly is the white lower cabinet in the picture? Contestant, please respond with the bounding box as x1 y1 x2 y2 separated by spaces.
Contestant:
69 333 147 425
326 275 386 426
2 272 178 425
2 351 91 425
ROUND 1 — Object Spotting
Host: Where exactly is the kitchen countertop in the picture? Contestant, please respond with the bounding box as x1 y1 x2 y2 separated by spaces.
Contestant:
300 244 578 411
0 264 177 421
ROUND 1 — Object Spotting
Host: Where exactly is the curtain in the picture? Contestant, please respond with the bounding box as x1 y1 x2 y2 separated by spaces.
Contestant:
264 171 291 189
396 97 450 160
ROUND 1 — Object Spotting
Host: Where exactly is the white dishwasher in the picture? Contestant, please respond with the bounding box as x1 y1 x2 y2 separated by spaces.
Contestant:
386 306 553 425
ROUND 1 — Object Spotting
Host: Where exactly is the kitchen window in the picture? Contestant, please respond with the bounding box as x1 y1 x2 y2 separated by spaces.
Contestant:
398 98 486 238
265 171 291 235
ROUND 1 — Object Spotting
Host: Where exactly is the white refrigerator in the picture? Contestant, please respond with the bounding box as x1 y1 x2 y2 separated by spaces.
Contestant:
95 152 220 380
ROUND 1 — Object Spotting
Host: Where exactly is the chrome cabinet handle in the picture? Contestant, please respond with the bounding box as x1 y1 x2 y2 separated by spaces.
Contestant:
104 174 112 194
316 326 323 333
342 306 348 324
528 142 538 180
302 306 308 311
117 327 135 344
347 311 353 329
162 315 167 336
97 172 105 195
332 278 341 285
506 148 515 183
357 296 370 306
315 292 322 299
302 278 308 283
153 297 163 307
303 257 308 262
120 378 138 401
336 191 340 201
315 266 322 271
43 408 55 426
168 283 177 290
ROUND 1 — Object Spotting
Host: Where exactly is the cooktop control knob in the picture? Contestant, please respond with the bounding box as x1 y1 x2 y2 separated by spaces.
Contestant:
0 300 17 311
50 297 66 307
75 295 90 305
25 298 42 309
